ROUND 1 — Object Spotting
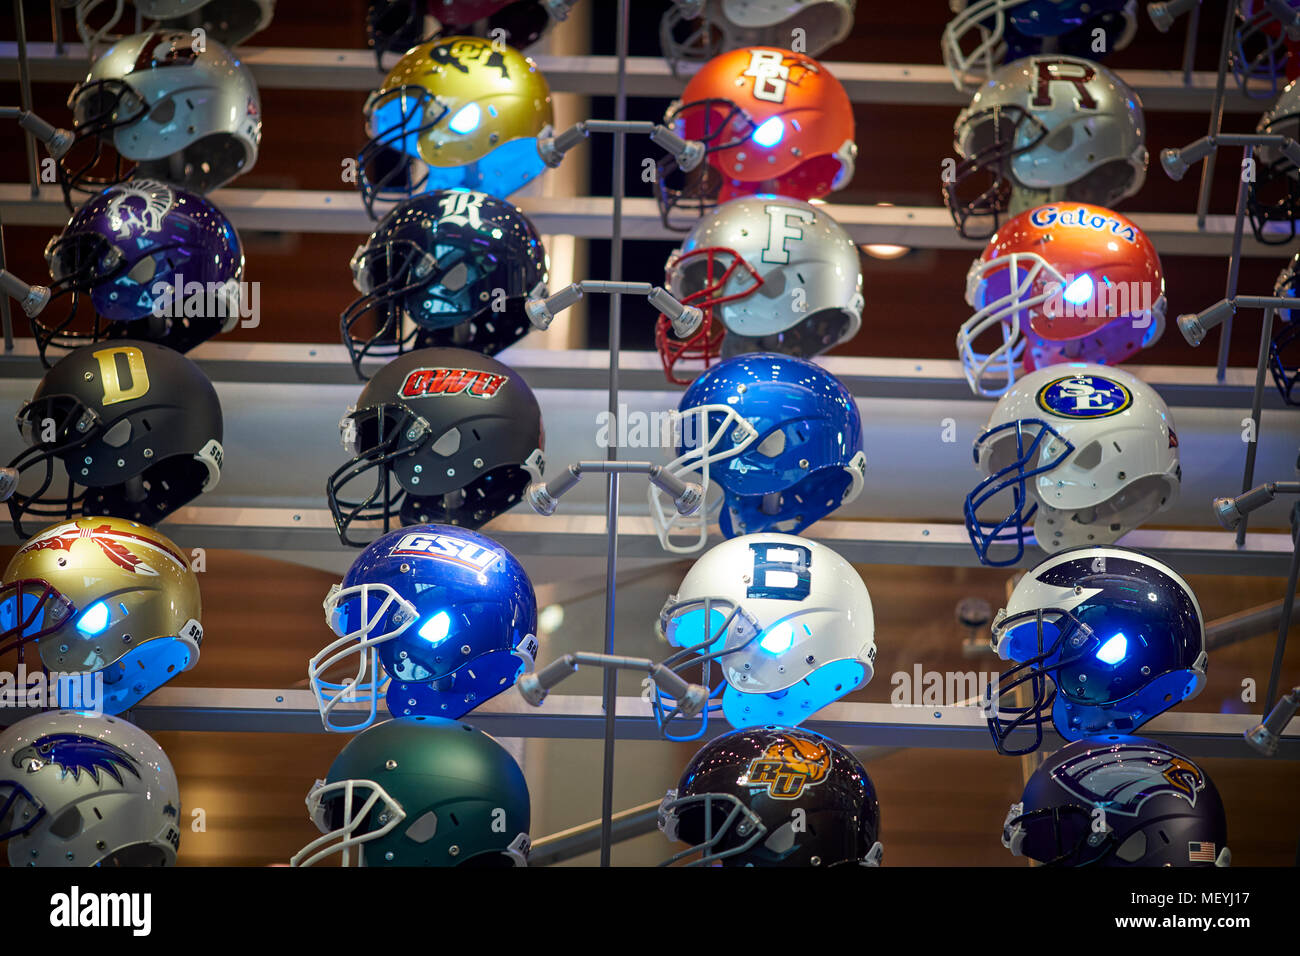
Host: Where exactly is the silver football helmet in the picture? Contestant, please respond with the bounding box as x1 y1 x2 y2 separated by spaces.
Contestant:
0 711 182 867
135 0 276 47
659 0 855 74
945 55 1147 240
657 196 863 383
61 30 262 198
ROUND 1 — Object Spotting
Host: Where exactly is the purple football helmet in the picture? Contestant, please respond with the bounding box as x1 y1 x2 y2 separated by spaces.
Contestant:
38 179 244 368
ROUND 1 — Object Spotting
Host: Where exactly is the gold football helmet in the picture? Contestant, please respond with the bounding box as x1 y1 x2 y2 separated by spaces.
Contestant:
0 516 202 715
357 35 553 216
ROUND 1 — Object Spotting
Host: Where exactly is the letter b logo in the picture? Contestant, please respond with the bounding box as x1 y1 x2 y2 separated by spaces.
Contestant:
747 543 811 601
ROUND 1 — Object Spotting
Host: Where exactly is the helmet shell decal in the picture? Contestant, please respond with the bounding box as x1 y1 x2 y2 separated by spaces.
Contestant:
740 732 833 799
1027 204 1140 243
13 733 140 785
1035 373 1134 419
399 367 509 399
104 179 176 238
389 529 504 573
1051 742 1205 817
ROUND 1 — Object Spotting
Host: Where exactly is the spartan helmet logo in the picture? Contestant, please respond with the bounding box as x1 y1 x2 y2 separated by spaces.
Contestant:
1052 743 1205 817
105 179 176 239
742 733 833 799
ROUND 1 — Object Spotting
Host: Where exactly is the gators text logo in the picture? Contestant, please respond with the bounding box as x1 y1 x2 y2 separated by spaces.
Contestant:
1052 743 1204 817
400 367 508 399
1028 204 1138 243
741 734 832 799
13 734 140 785
1036 374 1133 419
391 531 502 573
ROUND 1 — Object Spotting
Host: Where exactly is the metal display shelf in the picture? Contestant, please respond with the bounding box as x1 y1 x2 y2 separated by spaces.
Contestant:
0 44 1266 112
0 341 1289 408
3 185 1297 255
1 686 1287 759
0 506 1287 575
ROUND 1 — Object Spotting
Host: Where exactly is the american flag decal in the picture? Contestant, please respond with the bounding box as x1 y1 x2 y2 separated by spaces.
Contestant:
1188 841 1216 862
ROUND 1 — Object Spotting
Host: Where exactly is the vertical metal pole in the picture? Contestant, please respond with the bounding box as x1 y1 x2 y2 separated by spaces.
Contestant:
597 0 631 869
0 215 14 353
1195 0 1240 229
1181 1 1200 86
15 0 41 199
1217 145 1253 381
1237 307 1275 546
1263 504 1300 713
52 0 65 53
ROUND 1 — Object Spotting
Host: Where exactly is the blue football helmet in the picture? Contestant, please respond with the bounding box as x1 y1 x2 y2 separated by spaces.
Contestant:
985 546 1207 755
1269 253 1300 405
309 524 538 732
648 353 866 554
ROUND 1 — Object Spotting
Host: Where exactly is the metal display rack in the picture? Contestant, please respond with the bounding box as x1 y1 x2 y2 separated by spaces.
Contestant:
1 1 1298 867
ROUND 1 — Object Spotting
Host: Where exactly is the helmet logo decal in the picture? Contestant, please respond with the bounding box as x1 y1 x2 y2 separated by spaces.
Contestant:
741 49 808 104
1028 205 1139 243
747 542 811 601
1036 374 1133 419
13 733 141 785
1030 59 1099 110
436 190 487 230
400 367 508 399
105 180 175 239
431 38 511 79
133 31 201 72
18 521 186 575
760 205 815 264
91 345 151 407
1051 743 1204 817
740 733 832 799
391 531 503 572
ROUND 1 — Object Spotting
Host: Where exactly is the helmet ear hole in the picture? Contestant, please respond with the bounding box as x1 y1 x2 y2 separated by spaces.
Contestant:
1072 440 1103 470
754 429 786 457
100 419 133 448
1114 830 1147 862
49 805 84 839
404 810 439 844
430 428 462 457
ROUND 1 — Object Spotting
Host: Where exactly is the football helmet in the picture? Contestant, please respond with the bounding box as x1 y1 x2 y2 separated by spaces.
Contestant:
60 31 261 201
0 517 203 715
326 348 544 547
654 534 875 736
957 202 1166 397
357 35 553 218
0 710 181 867
1270 252 1300 404
1003 734 1230 866
38 179 244 367
342 190 549 376
366 0 430 66
965 363 1179 567
5 340 224 537
309 525 536 732
659 1 855 76
945 56 1147 241
658 725 882 866
1248 78 1300 244
431 0 577 48
984 546 1206 755
942 0 1139 89
1231 0 1300 99
656 46 856 231
292 716 530 867
135 0 276 46
656 196 863 383
650 353 865 553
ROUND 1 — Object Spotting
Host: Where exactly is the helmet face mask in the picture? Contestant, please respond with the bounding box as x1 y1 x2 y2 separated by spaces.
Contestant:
1231 0 1300 100
1250 86 1300 242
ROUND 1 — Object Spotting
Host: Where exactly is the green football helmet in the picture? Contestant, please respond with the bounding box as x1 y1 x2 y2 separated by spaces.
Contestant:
291 716 530 867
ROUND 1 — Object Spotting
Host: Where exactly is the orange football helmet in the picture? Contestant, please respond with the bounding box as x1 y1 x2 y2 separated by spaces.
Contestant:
956 202 1166 396
656 46 856 230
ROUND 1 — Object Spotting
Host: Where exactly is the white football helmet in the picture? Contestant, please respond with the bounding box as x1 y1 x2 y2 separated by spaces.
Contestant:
659 0 855 74
657 533 875 729
0 711 181 867
964 363 1180 566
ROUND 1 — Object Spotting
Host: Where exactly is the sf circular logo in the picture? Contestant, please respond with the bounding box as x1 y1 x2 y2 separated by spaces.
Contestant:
1036 373 1133 419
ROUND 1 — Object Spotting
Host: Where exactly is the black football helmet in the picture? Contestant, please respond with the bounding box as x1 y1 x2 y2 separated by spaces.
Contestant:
1003 735 1231 867
326 347 544 547
1270 253 1300 405
342 190 548 378
658 725 883 867
3 340 223 537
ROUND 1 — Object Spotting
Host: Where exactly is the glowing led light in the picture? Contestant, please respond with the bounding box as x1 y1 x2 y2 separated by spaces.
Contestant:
1095 632 1127 665
76 601 110 636
448 103 482 135
1063 273 1094 304
759 621 795 654
752 116 784 147
418 610 452 645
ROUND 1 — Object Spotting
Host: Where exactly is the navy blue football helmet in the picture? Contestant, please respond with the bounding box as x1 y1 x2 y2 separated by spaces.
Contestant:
648 353 865 554
985 546 1207 755
1270 253 1300 405
309 523 538 732
1003 735 1231 866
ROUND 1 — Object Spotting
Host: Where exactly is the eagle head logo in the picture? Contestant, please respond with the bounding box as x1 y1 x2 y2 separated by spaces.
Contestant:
12 733 141 785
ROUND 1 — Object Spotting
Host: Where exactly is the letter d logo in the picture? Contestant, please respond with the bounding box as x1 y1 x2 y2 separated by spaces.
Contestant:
93 346 150 406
